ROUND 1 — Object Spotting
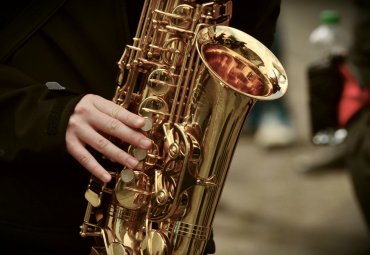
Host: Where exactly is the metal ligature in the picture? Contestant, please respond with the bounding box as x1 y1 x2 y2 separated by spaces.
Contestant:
80 0 288 254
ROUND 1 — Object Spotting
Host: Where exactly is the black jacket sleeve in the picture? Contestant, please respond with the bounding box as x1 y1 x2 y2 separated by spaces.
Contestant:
0 0 129 164
0 64 83 162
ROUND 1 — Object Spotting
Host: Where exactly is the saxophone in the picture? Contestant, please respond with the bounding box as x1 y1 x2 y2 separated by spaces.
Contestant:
80 1 287 254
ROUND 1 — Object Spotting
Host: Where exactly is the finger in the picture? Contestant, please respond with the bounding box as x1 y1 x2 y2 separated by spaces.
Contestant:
89 108 152 150
77 125 140 169
66 136 112 183
92 96 146 129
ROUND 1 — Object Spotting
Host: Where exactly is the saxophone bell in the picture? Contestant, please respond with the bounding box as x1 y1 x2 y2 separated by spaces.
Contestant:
159 25 288 255
197 25 287 100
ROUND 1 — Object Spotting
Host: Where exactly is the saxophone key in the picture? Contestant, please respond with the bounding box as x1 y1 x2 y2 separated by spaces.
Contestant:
120 169 135 184
132 147 148 161
141 117 153 131
115 170 150 210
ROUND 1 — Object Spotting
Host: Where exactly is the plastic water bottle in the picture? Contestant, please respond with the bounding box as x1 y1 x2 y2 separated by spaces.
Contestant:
309 10 348 63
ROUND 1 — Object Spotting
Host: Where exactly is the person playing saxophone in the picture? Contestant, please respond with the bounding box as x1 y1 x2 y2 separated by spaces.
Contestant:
0 0 281 254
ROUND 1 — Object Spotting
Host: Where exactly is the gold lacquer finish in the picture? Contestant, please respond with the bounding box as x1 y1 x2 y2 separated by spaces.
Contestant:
80 1 287 255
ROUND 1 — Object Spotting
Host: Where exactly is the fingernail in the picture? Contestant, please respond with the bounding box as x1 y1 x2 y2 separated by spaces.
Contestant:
140 138 152 148
136 117 145 127
128 157 139 168
103 173 111 183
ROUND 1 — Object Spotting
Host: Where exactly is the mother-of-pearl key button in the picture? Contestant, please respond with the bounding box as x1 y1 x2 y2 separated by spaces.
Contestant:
133 147 147 161
121 169 135 184
141 117 153 131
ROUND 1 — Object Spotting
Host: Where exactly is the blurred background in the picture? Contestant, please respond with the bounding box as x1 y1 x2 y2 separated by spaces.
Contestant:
213 0 370 254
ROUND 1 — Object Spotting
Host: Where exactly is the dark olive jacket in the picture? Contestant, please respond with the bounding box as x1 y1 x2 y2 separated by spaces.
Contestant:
0 0 280 253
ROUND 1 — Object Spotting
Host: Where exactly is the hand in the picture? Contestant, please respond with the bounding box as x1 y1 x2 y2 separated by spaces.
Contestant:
66 94 152 183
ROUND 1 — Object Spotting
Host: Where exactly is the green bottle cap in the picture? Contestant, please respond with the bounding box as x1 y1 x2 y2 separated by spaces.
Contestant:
320 10 340 24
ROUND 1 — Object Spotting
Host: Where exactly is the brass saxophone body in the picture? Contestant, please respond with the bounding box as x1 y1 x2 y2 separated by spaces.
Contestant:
80 1 288 254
